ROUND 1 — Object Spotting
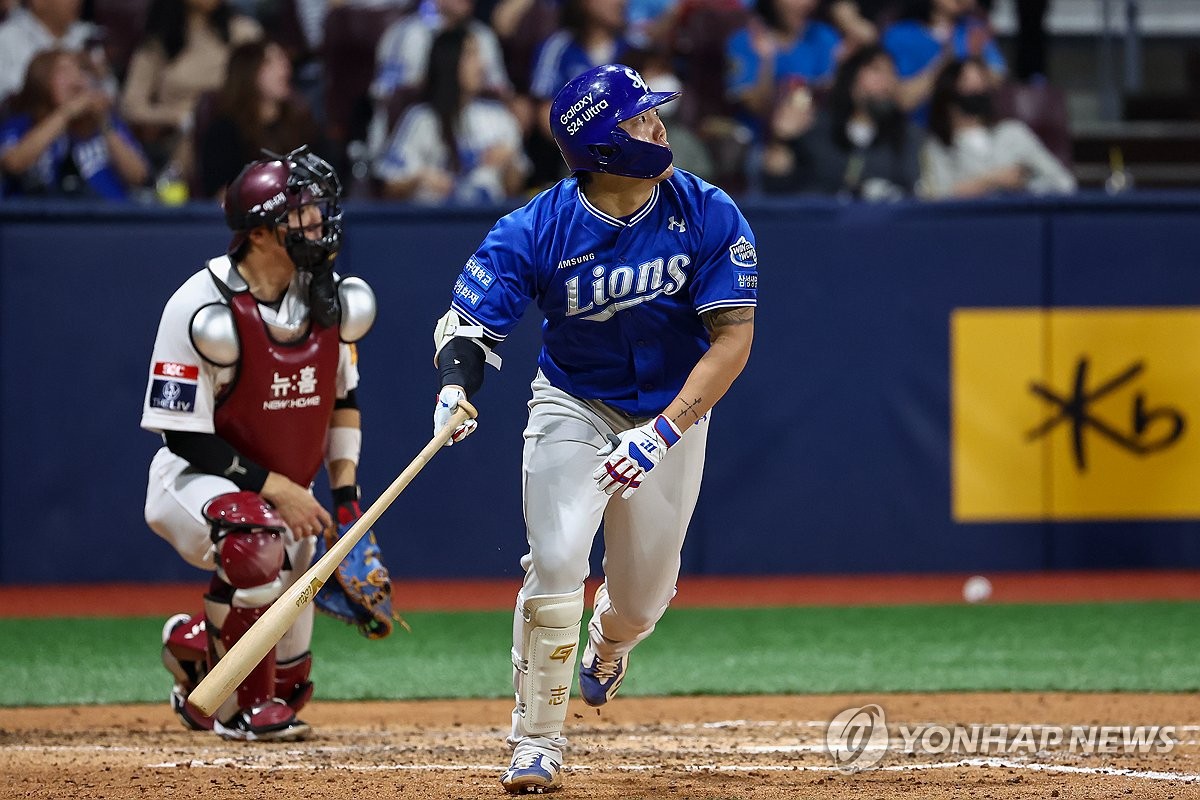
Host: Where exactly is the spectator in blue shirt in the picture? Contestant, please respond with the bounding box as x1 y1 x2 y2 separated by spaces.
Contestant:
529 0 631 106
0 48 149 199
725 0 842 123
526 0 631 186
882 0 1004 122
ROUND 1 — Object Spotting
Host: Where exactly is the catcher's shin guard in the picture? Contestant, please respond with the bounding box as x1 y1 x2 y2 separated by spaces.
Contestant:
162 612 215 730
510 586 584 738
200 492 308 739
220 603 279 712
276 651 314 713
205 578 309 741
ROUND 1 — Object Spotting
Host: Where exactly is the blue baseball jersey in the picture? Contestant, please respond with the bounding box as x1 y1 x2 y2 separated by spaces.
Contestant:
725 20 842 97
449 169 758 417
530 31 635 101
883 19 1006 80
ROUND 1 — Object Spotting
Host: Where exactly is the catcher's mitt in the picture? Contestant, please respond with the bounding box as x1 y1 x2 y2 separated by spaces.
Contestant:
313 494 406 638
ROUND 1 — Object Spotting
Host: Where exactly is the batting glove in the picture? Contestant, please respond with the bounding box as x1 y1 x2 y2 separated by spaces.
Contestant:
593 415 682 499
434 386 478 446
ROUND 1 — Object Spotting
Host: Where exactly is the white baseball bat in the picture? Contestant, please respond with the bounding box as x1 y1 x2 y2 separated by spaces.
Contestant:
188 401 477 716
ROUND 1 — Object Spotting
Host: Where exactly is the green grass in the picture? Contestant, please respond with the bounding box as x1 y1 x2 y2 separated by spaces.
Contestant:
1 602 1197 706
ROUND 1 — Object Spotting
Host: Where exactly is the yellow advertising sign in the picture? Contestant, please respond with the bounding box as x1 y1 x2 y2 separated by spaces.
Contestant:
952 308 1200 521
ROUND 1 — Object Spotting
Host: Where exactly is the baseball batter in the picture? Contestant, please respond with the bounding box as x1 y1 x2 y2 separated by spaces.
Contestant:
141 147 377 741
431 65 758 792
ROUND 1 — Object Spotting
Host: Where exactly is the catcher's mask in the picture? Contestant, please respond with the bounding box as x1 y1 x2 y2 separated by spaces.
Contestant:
224 145 344 272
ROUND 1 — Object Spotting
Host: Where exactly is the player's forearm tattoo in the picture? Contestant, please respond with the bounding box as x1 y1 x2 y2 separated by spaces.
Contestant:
701 306 755 334
672 397 705 426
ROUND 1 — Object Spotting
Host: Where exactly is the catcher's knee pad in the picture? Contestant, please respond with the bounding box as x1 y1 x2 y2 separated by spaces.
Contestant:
512 586 584 736
204 491 287 601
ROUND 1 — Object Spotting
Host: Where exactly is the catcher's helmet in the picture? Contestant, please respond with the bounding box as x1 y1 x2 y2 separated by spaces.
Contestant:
549 64 679 179
224 145 343 271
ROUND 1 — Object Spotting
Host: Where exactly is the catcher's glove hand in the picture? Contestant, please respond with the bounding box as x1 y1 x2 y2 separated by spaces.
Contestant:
313 487 406 638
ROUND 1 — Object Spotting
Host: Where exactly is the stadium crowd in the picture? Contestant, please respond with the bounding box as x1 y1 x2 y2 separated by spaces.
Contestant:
0 0 1076 203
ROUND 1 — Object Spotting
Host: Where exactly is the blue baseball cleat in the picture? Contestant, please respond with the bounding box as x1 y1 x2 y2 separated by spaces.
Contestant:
578 643 627 707
501 748 563 794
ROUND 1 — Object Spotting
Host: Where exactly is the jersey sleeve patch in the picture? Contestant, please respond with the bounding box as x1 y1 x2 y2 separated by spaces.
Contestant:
453 277 485 309
149 361 200 413
735 271 758 291
728 236 758 268
462 256 496 291
153 361 200 380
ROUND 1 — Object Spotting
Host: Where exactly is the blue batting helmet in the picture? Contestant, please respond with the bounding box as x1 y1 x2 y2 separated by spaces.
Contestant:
549 64 680 179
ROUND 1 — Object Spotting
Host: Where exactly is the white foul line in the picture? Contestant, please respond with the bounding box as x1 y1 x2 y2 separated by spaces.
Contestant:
135 758 1200 782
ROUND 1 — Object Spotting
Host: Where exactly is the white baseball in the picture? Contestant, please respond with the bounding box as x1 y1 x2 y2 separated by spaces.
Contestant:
963 575 992 604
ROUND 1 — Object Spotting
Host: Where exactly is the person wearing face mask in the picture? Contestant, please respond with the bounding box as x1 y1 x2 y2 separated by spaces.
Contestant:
761 45 920 198
882 0 1004 123
920 57 1074 198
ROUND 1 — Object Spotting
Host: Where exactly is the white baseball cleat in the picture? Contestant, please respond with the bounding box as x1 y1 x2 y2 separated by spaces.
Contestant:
501 747 563 794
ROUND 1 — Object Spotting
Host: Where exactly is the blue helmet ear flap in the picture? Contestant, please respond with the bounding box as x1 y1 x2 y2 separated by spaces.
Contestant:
601 128 673 180
587 142 619 169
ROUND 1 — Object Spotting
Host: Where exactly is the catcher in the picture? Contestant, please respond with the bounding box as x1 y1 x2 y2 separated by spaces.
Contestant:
141 146 399 741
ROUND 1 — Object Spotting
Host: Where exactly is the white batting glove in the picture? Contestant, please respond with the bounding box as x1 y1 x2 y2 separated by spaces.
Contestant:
592 414 682 499
434 386 478 446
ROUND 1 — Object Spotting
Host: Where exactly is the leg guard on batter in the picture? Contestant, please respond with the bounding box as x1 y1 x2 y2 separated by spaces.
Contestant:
200 492 309 741
509 585 584 740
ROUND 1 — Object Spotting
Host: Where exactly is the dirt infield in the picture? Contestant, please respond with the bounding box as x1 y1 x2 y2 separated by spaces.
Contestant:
4 694 1198 799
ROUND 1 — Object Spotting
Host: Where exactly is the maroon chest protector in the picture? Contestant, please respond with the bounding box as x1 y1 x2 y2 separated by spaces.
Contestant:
214 292 339 487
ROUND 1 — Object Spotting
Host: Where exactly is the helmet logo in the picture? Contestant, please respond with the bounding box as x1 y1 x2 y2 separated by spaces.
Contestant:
250 191 288 214
560 92 610 136
624 68 650 93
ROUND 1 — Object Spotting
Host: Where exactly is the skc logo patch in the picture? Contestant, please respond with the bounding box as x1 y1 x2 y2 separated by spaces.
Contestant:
150 361 198 412
728 235 757 268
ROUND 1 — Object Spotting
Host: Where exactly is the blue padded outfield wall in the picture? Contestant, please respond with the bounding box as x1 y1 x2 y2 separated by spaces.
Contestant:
2 194 1199 583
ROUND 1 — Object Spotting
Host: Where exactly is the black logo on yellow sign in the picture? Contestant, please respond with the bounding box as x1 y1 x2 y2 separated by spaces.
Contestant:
1026 357 1186 472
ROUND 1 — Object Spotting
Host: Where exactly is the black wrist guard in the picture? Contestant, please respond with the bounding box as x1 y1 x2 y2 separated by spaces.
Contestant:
332 484 360 508
437 336 487 397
